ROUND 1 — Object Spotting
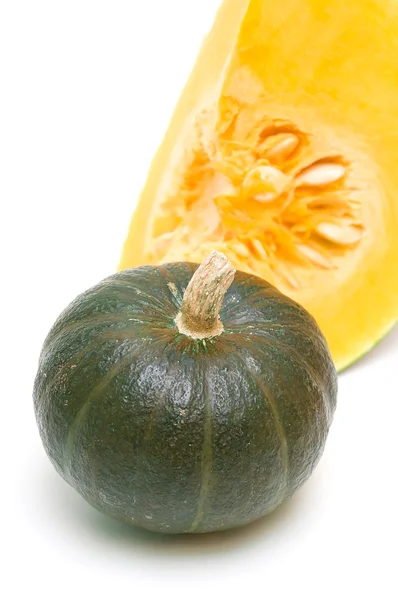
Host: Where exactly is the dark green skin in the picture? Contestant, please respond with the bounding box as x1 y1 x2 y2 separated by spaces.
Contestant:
34 263 337 534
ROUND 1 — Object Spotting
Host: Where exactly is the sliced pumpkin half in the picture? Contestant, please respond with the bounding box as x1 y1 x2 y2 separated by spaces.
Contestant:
119 0 398 371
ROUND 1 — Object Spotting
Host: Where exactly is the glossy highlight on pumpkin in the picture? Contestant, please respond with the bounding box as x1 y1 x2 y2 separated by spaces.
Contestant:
34 257 337 534
119 0 398 371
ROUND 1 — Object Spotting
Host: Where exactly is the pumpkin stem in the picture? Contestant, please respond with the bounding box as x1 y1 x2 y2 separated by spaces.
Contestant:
175 251 236 339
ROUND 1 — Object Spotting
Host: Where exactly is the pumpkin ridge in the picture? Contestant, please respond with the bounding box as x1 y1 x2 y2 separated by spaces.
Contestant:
236 351 289 508
228 326 324 382
85 333 191 521
42 325 153 395
40 329 129 395
44 313 137 346
187 357 213 533
41 321 120 361
224 318 318 337
116 293 173 320
238 330 334 422
63 343 147 479
109 279 180 317
140 336 189 446
141 380 174 446
84 282 174 320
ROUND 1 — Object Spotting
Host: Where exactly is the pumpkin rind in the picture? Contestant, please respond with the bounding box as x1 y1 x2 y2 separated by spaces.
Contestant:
34 262 337 534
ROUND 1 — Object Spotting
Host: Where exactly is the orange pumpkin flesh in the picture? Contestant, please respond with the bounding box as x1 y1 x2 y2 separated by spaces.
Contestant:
119 0 398 371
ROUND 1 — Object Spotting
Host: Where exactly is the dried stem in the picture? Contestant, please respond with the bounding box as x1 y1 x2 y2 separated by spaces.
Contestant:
175 251 236 339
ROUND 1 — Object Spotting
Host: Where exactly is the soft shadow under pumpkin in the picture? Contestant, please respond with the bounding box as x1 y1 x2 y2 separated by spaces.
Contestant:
84 495 302 554
40 460 307 556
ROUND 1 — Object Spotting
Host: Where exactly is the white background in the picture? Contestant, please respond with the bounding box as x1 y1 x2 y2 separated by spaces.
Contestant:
1 1 398 598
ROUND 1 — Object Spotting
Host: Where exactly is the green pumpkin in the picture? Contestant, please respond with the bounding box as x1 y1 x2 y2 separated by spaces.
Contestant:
34 252 337 534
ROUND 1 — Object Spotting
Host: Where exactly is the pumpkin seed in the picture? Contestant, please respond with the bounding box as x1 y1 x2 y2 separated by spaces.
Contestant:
259 133 300 162
250 238 268 260
295 162 346 187
315 222 363 246
297 244 335 268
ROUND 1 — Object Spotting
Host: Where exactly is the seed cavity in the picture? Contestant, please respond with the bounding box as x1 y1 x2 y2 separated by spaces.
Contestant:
147 106 364 290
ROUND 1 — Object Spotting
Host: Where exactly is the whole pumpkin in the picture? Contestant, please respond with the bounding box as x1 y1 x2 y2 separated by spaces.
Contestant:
34 252 337 534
